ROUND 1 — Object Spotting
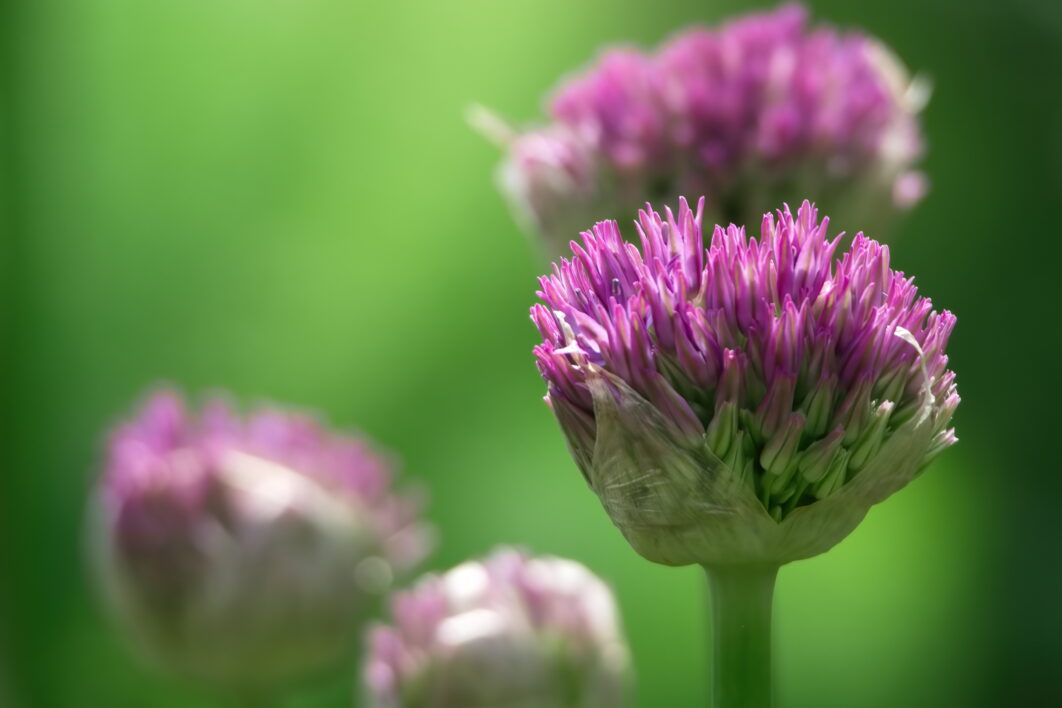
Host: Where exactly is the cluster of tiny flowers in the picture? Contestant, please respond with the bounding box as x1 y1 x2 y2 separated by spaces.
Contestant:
365 549 630 708
95 391 432 692
499 4 926 252
531 198 957 561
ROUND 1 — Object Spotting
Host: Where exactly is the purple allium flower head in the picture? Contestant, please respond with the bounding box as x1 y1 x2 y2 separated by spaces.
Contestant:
531 198 958 566
92 390 433 693
491 4 927 254
364 548 630 708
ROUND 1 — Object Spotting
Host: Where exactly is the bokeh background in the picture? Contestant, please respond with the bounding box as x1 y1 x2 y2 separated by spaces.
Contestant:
2 0 1060 706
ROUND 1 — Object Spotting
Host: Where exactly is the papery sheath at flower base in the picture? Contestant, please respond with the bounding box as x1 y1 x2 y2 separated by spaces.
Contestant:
531 197 958 707
90 390 433 701
484 4 928 256
364 548 631 708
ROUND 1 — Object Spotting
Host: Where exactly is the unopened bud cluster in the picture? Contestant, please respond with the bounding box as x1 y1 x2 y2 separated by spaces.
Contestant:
532 198 957 565
93 391 432 693
495 4 927 253
364 548 630 708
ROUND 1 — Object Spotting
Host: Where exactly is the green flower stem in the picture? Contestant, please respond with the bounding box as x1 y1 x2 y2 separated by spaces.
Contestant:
703 563 779 708
234 690 278 708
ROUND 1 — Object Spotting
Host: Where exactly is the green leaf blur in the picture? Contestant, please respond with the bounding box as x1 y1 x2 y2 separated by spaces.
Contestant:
2 0 1059 706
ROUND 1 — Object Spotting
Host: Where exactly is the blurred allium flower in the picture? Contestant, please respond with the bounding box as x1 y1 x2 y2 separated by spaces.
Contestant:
92 390 432 695
486 4 928 253
364 548 630 708
531 198 958 566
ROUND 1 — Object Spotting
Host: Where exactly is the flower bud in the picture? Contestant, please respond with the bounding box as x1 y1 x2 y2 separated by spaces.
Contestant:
364 548 630 708
485 4 927 255
531 198 958 566
91 390 432 694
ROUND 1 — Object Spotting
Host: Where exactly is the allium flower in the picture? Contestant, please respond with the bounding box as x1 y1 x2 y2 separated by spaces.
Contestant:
531 198 957 566
364 548 630 708
92 390 432 695
491 4 928 254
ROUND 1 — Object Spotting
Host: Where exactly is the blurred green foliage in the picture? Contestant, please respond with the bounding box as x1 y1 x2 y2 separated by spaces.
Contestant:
2 0 1060 706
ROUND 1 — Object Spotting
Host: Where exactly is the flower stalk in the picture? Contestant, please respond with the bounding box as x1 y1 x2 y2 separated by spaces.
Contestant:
528 196 958 706
704 564 779 708
235 689 277 708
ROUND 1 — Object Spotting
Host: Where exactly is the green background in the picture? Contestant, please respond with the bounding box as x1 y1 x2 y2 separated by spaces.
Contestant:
2 0 1060 706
